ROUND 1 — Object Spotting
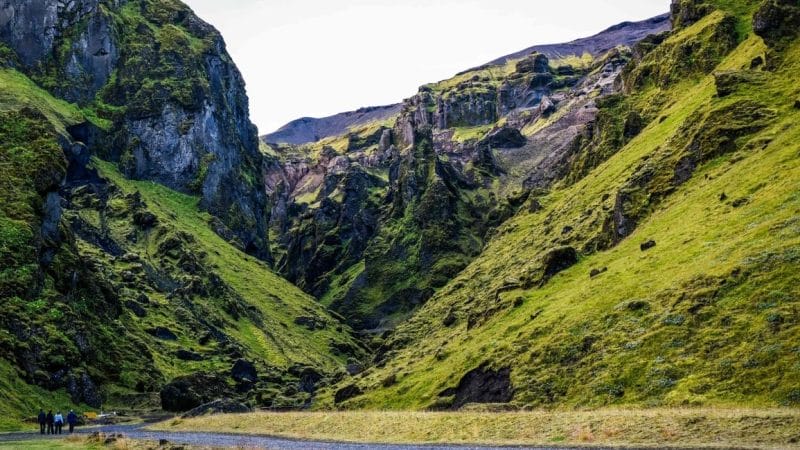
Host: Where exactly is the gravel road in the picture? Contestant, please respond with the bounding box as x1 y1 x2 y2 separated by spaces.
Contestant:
0 424 579 450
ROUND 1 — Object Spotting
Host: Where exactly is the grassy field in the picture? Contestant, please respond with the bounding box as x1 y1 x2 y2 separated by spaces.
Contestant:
152 408 800 449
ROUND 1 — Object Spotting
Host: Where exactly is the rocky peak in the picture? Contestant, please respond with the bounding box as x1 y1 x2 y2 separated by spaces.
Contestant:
1 0 270 258
515 52 550 74
670 0 714 29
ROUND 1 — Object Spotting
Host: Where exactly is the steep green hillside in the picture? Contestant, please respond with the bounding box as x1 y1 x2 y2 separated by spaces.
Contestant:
262 40 637 331
318 0 800 409
0 64 361 429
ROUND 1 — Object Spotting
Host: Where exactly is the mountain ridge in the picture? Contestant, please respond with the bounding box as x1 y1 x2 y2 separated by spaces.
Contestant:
262 13 671 146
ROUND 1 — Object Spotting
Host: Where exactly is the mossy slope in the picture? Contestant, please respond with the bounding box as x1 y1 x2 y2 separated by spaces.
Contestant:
0 65 361 429
318 0 800 410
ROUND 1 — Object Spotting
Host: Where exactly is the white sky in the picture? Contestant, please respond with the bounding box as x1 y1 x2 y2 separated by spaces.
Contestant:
182 0 669 134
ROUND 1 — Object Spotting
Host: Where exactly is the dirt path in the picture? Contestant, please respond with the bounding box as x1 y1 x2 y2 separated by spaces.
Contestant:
0 424 579 449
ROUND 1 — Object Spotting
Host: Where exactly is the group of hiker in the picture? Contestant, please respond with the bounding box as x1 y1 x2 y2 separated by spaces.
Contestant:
36 409 78 435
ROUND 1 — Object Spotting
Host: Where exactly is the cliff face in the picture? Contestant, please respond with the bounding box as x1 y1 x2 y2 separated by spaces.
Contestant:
0 0 363 422
1 0 269 258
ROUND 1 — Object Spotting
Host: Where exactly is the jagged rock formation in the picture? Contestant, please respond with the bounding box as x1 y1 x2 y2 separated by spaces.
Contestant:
260 28 666 330
1 0 269 258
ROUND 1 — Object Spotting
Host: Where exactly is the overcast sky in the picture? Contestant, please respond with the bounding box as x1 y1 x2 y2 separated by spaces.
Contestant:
183 0 669 134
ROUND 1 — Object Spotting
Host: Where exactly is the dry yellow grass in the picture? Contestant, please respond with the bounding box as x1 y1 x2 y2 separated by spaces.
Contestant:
149 408 800 449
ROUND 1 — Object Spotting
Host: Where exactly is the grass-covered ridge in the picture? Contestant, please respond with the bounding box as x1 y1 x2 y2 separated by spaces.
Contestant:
92 159 360 372
318 3 800 410
0 63 361 429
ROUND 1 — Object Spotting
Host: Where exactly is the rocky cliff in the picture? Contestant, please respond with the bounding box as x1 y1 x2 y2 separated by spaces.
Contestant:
1 0 269 258
0 0 362 424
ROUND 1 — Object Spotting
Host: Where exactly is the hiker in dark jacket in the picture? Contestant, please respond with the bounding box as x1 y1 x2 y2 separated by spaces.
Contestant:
67 410 78 433
37 409 46 434
46 410 54 434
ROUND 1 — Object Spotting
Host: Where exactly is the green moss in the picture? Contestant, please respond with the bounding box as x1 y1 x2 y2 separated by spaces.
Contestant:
92 158 362 372
188 153 216 192
319 24 800 410
623 11 740 93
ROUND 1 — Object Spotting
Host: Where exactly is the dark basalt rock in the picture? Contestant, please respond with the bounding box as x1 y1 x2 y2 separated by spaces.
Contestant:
590 267 608 278
133 211 157 229
334 384 362 403
175 350 203 361
515 53 550 74
438 366 514 409
289 366 323 393
294 316 327 331
641 240 657 251
124 300 147 318
66 371 102 408
146 327 178 341
541 247 579 280
670 0 713 29
480 127 526 149
714 70 767 97
181 398 251 418
230 359 257 383
753 0 800 49
160 373 231 412
623 111 644 139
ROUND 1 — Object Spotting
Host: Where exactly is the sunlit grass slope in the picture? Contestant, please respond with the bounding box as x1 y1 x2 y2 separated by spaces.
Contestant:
316 2 800 410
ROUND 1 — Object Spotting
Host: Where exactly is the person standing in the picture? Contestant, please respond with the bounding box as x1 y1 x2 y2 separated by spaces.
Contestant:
37 409 46 434
46 410 54 434
54 411 64 434
67 410 78 433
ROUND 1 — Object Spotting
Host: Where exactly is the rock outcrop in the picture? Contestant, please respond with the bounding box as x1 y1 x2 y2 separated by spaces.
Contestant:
1 0 269 258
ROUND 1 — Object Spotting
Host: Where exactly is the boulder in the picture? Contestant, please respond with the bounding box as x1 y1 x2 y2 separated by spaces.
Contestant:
334 384 362 403
640 240 657 251
175 350 203 361
146 327 178 341
294 316 326 330
160 373 230 412
181 398 251 418
289 366 323 393
437 366 514 409
589 267 608 278
133 211 157 229
541 247 579 280
753 0 800 48
714 70 767 97
479 127 526 149
124 300 146 318
230 359 257 383
539 96 556 116
515 53 550 74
